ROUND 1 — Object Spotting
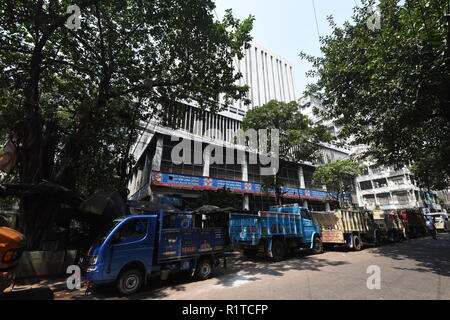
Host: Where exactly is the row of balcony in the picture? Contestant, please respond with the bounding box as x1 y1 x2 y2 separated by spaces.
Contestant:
357 168 411 181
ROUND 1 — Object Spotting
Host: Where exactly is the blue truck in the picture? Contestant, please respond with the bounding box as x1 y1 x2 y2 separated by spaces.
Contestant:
80 203 226 295
229 204 323 262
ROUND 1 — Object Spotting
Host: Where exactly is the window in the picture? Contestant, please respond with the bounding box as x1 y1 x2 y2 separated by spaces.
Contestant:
301 209 312 221
115 219 148 244
360 181 373 191
390 176 405 186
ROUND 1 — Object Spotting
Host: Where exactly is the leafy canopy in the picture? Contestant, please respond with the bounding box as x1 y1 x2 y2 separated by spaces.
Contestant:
312 160 364 194
241 100 332 163
241 100 332 202
302 0 450 190
0 0 254 195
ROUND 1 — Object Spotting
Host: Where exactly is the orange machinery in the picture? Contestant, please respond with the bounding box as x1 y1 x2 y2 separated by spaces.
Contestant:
0 227 25 293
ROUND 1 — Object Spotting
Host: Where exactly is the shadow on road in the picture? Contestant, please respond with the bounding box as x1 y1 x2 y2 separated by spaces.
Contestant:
211 252 350 289
369 234 450 277
43 234 450 300
66 251 350 300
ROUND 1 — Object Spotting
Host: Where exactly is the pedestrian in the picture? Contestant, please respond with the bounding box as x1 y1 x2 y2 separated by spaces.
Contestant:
426 218 437 240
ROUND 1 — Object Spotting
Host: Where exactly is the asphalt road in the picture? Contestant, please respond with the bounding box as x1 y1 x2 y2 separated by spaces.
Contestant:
24 233 450 300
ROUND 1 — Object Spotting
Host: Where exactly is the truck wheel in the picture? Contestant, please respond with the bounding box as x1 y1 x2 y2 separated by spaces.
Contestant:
194 258 213 281
117 269 143 296
352 235 362 251
272 240 287 262
243 249 257 259
312 236 323 254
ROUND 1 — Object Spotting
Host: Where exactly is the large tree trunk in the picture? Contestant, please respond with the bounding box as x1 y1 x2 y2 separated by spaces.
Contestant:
15 29 60 249
21 199 60 250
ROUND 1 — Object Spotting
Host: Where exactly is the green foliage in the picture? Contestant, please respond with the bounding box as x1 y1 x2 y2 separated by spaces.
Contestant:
302 0 450 190
241 100 332 162
0 0 254 195
241 100 332 202
312 160 364 194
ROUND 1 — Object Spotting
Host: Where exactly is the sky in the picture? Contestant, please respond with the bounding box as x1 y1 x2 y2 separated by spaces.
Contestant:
214 0 359 96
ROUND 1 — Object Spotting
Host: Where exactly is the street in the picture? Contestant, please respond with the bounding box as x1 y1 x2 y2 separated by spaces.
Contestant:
23 233 449 300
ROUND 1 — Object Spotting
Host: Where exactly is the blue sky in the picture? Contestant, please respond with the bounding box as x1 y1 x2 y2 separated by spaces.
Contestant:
215 0 359 96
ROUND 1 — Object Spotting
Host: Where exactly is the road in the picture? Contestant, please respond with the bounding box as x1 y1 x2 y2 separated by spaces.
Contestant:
18 233 450 300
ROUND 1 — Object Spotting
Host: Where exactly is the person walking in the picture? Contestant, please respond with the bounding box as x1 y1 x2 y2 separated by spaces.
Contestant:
426 218 438 240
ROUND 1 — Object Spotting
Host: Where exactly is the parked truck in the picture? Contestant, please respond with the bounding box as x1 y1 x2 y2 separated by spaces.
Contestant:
80 202 226 295
229 204 323 262
310 210 382 251
397 209 427 238
372 210 407 242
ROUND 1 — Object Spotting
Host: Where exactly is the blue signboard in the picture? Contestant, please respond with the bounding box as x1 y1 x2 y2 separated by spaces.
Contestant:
129 172 344 202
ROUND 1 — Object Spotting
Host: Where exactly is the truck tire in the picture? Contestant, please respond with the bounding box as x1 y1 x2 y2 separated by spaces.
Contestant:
194 258 213 281
272 240 287 262
352 235 362 251
312 236 323 254
243 249 257 259
117 268 143 296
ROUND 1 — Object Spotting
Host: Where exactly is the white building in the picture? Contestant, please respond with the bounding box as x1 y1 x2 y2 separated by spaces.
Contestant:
354 164 441 211
298 96 351 164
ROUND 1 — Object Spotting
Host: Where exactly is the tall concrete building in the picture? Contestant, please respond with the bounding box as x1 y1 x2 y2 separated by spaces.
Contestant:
128 43 343 211
297 95 351 164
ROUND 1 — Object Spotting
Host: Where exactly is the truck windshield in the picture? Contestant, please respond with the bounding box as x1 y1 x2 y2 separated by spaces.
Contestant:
92 219 123 247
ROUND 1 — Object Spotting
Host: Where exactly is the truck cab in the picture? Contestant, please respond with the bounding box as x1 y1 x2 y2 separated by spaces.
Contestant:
229 204 322 262
81 203 225 295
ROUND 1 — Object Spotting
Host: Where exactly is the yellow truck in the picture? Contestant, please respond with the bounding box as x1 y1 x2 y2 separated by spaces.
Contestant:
311 210 382 251
372 210 407 242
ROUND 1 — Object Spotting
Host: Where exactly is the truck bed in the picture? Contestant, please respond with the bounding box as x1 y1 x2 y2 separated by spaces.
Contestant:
157 228 225 263
311 210 371 233
229 211 305 246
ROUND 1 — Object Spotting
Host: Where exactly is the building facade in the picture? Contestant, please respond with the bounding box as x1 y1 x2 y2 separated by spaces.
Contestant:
127 43 348 211
355 165 441 211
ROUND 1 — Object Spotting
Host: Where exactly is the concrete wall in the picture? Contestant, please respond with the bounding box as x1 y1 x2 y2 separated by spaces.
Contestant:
15 250 78 279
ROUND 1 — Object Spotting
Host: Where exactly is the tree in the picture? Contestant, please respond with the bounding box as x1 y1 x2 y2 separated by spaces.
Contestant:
312 160 364 208
0 0 254 248
241 100 332 204
301 0 450 190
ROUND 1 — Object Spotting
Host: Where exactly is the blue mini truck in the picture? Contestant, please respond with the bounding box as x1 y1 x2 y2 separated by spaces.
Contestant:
229 204 323 261
81 203 226 295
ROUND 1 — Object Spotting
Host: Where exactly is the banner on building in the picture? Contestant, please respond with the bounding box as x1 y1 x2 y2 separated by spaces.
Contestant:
145 172 343 202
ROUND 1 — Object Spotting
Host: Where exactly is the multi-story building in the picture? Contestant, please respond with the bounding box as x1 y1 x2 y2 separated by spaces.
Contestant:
297 95 352 164
127 43 348 211
355 164 441 211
